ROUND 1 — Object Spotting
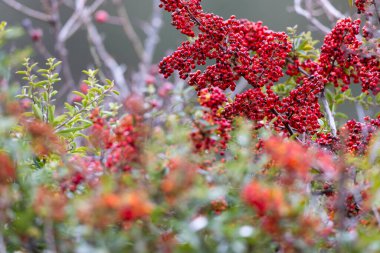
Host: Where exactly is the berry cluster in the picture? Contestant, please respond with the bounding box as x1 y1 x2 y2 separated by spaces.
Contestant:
210 198 228 215
355 0 371 13
318 18 379 94
191 87 231 153
224 88 278 129
0 152 15 184
341 116 380 154
104 115 144 172
263 137 338 182
159 0 291 91
89 110 145 173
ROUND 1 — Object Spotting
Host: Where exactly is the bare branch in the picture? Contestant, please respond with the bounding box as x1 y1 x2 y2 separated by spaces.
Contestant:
319 0 345 20
294 0 331 34
49 0 75 89
287 58 337 137
44 219 57 253
112 0 145 61
271 108 302 142
372 206 380 228
58 0 105 42
0 232 6 253
133 0 163 94
1 0 52 22
320 91 337 137
81 11 129 95
21 19 53 59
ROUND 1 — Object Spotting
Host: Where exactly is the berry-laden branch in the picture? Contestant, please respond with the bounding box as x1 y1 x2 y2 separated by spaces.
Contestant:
159 0 379 147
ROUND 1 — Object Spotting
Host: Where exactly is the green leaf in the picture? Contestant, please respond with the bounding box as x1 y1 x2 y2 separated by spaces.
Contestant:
56 127 86 134
32 104 43 120
48 105 55 123
34 80 48 87
16 71 27 75
335 112 348 119
0 21 6 31
53 114 67 126
348 0 353 7
72 91 86 98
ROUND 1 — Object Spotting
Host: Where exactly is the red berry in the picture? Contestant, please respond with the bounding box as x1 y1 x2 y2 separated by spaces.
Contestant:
30 28 43 42
95 10 109 23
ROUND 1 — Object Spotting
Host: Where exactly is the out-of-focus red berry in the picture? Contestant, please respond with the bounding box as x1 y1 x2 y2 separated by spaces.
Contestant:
158 82 174 97
30 28 43 42
95 10 109 23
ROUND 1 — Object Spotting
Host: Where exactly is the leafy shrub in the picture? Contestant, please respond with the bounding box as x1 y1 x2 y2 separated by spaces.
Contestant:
0 1 380 252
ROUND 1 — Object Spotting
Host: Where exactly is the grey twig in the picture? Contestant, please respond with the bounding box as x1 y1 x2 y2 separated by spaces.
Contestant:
44 219 57 253
294 0 331 34
81 11 129 95
112 0 145 61
0 232 6 253
133 0 163 94
320 91 337 137
1 0 52 22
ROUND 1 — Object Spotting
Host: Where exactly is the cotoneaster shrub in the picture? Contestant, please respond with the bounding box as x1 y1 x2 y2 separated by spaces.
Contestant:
0 1 379 252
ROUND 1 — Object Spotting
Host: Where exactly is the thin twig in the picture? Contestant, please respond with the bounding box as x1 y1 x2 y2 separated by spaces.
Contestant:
320 91 337 137
0 231 6 253
1 0 52 22
294 0 331 34
287 58 337 137
84 19 129 95
372 206 380 228
54 85 114 131
112 0 145 61
133 0 163 94
271 108 302 142
44 219 57 253
21 19 53 59
319 0 345 19
49 0 75 90
58 0 105 42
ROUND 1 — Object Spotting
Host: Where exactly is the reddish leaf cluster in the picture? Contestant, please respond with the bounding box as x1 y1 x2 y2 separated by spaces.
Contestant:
263 137 338 182
242 181 288 217
0 152 16 184
24 120 65 156
33 186 68 221
77 191 153 229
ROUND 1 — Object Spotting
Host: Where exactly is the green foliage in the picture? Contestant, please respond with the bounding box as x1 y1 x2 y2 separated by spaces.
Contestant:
16 58 117 153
